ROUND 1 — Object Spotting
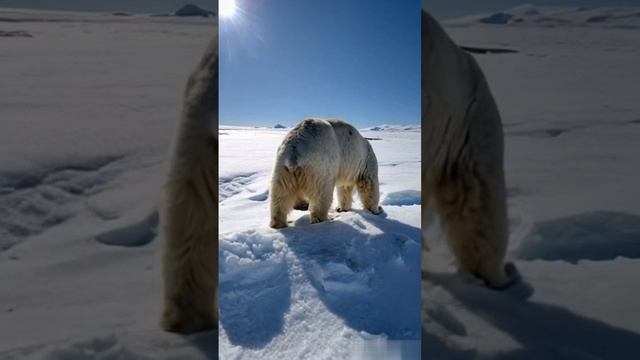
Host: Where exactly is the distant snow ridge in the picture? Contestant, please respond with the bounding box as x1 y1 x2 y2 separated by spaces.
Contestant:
363 124 421 132
478 12 514 25
449 5 640 28
174 4 215 17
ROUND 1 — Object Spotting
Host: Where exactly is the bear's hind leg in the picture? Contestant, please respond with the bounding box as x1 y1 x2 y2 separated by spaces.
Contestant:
162 250 218 334
437 174 518 289
270 179 296 228
307 180 334 224
337 185 354 212
162 151 218 333
357 175 382 215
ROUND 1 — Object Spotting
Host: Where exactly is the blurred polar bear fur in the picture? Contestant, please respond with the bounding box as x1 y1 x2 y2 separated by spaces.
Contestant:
422 12 519 289
269 118 381 228
161 35 218 333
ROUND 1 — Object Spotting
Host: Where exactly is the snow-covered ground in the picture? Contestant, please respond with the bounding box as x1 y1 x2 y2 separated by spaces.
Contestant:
218 125 421 359
0 8 221 360
424 5 640 359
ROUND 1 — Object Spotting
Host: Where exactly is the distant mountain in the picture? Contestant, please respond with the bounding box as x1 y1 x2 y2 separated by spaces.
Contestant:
446 5 640 29
174 4 215 17
273 124 287 129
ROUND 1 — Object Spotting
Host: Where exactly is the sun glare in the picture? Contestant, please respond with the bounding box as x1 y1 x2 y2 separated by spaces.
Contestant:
220 0 237 18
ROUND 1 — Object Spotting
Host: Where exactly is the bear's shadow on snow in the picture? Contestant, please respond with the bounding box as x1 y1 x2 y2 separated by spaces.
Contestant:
282 210 422 339
218 250 291 348
515 211 640 263
186 330 219 359
424 272 640 360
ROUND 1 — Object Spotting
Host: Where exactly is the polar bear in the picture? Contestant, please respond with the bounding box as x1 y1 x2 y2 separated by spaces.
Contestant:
422 11 519 289
161 34 218 333
269 118 382 228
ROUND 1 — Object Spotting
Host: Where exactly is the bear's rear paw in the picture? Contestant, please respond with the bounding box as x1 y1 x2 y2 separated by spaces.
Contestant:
503 262 521 284
310 214 328 224
336 207 351 212
368 206 383 215
270 218 288 229
161 306 216 334
485 262 521 290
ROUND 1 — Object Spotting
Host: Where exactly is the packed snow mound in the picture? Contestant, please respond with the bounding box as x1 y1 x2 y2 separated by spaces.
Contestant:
363 124 421 132
448 5 640 28
219 212 422 347
174 4 215 17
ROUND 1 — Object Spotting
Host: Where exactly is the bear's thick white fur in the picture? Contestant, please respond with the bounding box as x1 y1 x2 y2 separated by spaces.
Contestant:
161 34 218 333
269 118 381 228
422 12 518 289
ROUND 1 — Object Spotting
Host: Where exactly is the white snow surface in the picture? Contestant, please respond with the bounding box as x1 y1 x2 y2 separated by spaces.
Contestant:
218 127 422 359
424 6 640 360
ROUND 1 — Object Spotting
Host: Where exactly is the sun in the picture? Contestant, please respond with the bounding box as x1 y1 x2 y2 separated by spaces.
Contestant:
220 0 237 18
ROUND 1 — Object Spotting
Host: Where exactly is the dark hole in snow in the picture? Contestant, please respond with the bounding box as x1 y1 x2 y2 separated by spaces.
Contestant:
460 45 519 55
515 211 640 263
0 30 32 38
587 15 610 23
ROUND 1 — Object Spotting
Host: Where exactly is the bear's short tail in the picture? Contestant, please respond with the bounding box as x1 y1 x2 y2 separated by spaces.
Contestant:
281 143 300 172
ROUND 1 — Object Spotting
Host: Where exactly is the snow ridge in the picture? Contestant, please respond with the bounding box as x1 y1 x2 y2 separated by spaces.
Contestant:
448 5 640 29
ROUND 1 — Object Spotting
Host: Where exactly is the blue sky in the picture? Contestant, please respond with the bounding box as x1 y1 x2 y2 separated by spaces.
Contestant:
219 0 420 127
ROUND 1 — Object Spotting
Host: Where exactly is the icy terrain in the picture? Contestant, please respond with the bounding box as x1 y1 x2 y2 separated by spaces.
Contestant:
218 126 422 359
0 8 221 360
424 5 640 360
